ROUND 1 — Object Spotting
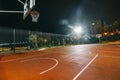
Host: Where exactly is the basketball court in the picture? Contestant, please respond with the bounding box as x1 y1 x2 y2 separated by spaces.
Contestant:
0 1 120 80
0 44 120 80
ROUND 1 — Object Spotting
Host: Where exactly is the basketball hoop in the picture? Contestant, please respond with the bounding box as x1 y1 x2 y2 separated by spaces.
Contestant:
30 10 40 22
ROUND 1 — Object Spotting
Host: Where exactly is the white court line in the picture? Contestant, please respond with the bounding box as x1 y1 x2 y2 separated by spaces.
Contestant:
73 54 98 80
0 54 44 63
20 58 58 75
0 49 89 63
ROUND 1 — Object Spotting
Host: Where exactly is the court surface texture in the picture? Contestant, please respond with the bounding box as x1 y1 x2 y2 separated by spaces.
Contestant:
0 44 120 80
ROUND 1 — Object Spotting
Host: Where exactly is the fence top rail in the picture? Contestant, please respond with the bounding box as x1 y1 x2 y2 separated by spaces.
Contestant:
0 43 10 46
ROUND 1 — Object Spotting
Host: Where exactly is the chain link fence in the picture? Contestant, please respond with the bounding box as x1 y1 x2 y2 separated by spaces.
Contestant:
1 27 119 54
0 27 73 54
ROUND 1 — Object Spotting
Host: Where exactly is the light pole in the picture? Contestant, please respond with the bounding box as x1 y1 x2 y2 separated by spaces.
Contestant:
96 34 102 43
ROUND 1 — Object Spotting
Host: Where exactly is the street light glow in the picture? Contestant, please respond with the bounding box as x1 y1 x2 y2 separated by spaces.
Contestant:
74 26 82 34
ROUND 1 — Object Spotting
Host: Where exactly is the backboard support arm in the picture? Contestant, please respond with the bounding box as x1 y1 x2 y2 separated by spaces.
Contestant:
0 10 24 13
18 0 25 5
0 0 36 20
0 0 25 13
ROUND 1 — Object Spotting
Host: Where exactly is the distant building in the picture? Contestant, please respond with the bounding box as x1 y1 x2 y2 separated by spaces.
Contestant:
91 20 104 35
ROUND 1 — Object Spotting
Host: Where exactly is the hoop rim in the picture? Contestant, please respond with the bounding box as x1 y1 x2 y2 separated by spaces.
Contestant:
30 10 40 15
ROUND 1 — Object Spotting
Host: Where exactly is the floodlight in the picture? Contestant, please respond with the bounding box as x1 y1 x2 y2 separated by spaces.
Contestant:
73 27 82 34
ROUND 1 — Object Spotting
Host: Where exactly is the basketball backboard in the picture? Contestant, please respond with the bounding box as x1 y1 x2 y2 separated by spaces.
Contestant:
23 0 35 20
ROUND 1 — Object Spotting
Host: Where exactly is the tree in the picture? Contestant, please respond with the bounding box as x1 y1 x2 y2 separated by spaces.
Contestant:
112 20 120 31
29 34 38 49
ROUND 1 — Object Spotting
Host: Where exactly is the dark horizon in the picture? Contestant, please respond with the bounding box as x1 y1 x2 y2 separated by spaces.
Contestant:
0 0 120 34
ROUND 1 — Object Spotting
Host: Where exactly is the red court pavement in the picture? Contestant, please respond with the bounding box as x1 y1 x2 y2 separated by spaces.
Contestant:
0 44 120 80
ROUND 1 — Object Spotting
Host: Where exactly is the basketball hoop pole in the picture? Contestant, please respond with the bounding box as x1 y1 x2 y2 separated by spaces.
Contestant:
0 10 24 13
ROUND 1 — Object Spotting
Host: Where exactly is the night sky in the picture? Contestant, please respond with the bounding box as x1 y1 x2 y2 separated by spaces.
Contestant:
0 0 120 34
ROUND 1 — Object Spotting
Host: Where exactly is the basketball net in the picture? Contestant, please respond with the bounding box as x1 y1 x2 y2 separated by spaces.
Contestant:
30 10 40 22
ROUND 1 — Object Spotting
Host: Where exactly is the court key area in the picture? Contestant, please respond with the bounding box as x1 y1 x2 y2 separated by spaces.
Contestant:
0 44 120 80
